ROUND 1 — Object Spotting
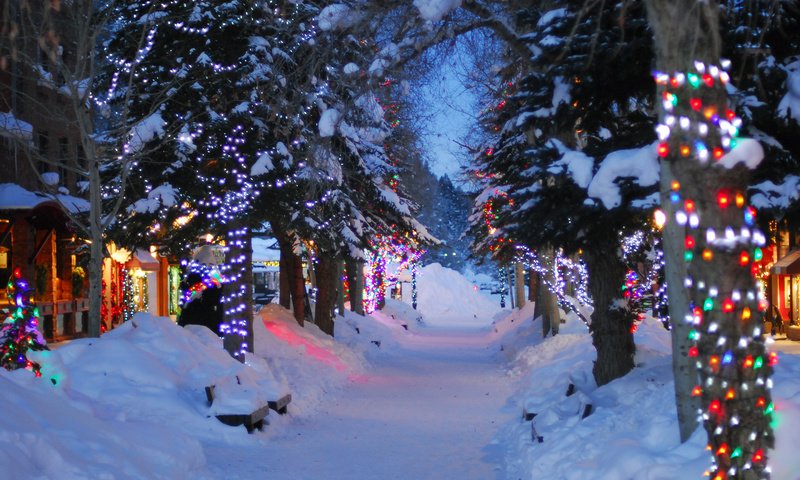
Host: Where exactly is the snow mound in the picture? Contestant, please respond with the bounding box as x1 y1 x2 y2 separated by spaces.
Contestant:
254 305 367 414
496 310 800 480
778 58 800 122
2 312 294 479
405 263 501 329
413 0 462 21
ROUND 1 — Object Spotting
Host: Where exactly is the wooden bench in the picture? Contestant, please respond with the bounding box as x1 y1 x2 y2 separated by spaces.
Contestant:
205 385 269 433
268 393 292 415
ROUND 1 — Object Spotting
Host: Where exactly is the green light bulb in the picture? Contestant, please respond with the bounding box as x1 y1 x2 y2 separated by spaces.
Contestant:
754 356 763 369
703 298 714 311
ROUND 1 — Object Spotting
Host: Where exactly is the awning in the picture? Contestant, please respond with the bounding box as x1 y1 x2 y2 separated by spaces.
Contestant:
129 248 160 271
772 249 800 275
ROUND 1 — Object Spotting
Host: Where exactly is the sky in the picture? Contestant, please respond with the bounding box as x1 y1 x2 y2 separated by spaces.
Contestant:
418 56 478 184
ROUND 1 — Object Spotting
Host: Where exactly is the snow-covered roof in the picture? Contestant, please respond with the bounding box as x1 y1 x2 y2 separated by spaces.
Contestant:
0 183 90 214
0 111 33 140
0 183 53 209
252 237 280 262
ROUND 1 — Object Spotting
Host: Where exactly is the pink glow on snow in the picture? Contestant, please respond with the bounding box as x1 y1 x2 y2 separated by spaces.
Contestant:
261 319 348 372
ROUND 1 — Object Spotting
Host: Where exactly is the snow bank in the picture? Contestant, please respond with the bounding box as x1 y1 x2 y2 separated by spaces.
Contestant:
497 309 800 480
254 305 367 414
402 263 501 329
1 312 294 479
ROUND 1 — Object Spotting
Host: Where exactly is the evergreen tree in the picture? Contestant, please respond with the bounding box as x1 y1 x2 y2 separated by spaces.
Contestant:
470 0 657 385
100 0 290 358
0 269 48 377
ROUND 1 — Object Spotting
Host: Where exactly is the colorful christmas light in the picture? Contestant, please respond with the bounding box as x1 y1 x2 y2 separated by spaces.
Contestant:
0 268 48 377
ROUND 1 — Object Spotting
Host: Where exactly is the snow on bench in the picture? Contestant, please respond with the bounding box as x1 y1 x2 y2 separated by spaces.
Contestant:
268 393 292 415
205 385 269 433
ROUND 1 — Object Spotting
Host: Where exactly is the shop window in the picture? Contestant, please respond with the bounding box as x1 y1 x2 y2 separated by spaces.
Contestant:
168 265 181 316
0 221 11 284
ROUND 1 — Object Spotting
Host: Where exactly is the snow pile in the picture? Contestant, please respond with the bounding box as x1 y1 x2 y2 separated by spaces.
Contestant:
587 143 659 209
130 183 178 214
549 139 594 188
750 175 800 210
0 312 293 479
413 0 462 21
403 263 501 328
317 4 363 31
718 137 764 170
318 108 340 137
778 57 800 122
497 311 800 479
128 111 165 152
254 305 367 414
337 304 406 354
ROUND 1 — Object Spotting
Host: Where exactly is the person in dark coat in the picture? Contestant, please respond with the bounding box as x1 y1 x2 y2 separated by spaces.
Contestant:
769 304 784 336
177 273 224 336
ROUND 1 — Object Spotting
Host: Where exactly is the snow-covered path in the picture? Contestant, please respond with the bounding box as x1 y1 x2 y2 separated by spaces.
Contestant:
205 327 516 480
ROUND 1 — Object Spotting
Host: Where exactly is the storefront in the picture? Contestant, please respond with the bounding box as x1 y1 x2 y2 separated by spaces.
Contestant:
771 249 800 327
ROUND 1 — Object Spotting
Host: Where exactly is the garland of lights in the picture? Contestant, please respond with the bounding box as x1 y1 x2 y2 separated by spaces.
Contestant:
654 61 775 480
411 261 418 310
121 267 134 323
620 230 670 331
514 245 592 325
179 261 223 307
363 231 425 314
0 268 48 377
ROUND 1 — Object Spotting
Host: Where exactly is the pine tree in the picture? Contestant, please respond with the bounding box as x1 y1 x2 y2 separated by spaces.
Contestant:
0 269 48 377
470 0 657 385
100 0 290 358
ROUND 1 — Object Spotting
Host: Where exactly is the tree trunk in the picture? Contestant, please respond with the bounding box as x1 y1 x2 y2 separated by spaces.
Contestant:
661 160 699 441
528 268 537 302
222 224 248 362
242 231 254 353
584 245 635 386
515 262 526 309
87 160 103 338
290 251 305 326
278 241 291 309
376 257 386 310
336 259 345 315
508 266 515 309
314 255 337 336
538 247 560 336
645 1 774 473
345 257 364 315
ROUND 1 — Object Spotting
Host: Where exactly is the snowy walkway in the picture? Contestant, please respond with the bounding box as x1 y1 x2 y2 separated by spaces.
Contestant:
205 327 516 480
